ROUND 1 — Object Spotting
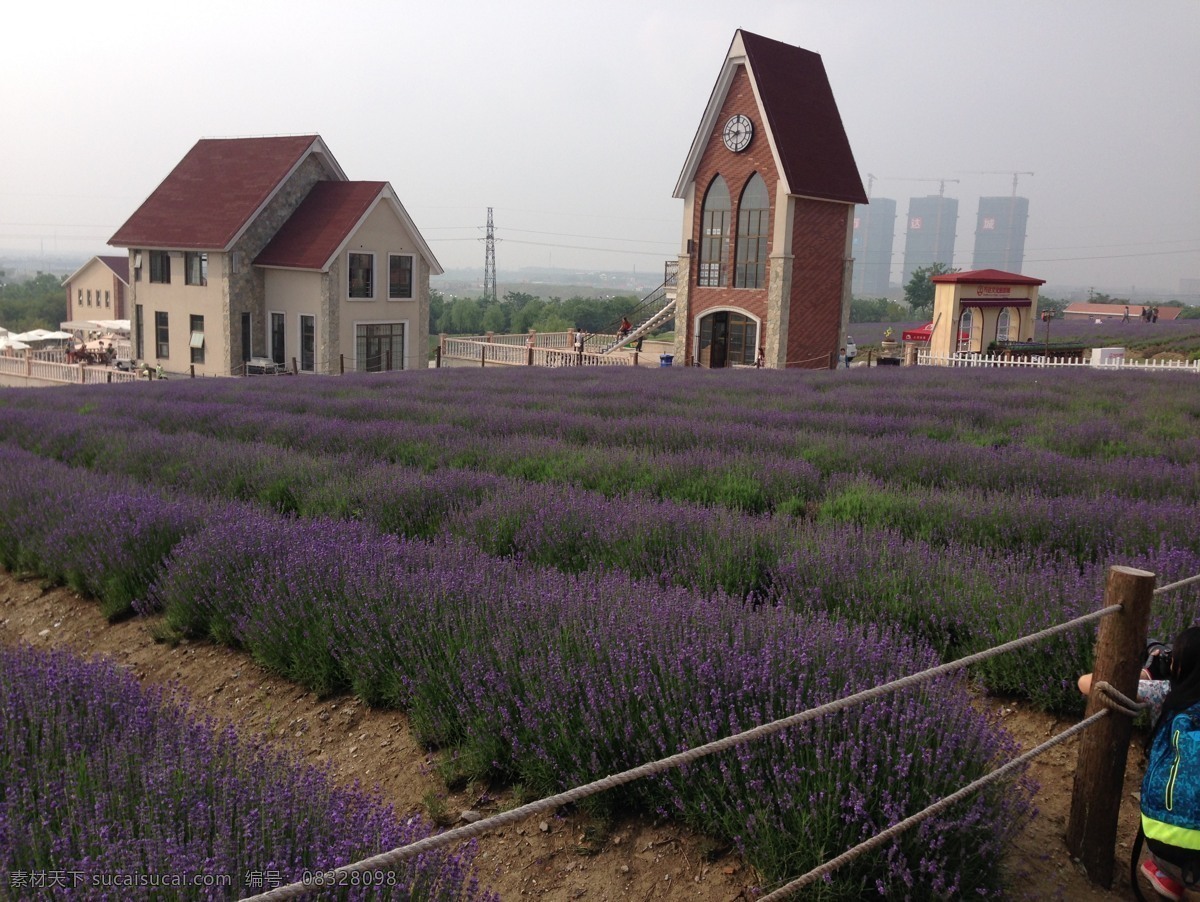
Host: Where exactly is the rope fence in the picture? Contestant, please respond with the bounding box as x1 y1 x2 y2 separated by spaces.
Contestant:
242 600 1129 901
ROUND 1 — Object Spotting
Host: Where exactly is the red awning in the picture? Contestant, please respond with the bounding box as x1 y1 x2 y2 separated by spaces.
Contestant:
902 323 934 342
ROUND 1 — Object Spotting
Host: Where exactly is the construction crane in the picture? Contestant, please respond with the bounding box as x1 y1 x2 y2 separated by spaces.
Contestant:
961 171 1035 196
876 176 960 197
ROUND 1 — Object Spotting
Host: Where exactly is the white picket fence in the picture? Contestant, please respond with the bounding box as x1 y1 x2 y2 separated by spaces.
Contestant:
0 354 140 385
441 336 634 368
917 350 1200 373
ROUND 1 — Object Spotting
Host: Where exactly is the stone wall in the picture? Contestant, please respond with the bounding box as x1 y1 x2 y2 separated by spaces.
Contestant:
223 154 338 371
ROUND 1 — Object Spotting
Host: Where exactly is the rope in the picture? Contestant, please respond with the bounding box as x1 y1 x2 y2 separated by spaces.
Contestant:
1156 572 1200 595
755 710 1111 901
240 602 1122 901
784 353 835 367
1093 680 1148 717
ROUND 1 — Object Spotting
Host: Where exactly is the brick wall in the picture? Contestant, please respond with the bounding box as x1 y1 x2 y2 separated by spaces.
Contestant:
787 198 849 368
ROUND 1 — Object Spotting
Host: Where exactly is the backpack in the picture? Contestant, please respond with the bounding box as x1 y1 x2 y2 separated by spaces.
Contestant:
1134 701 1200 898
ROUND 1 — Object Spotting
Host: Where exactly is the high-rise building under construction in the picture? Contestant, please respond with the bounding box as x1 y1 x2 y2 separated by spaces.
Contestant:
901 195 958 286
971 196 1030 272
851 198 896 296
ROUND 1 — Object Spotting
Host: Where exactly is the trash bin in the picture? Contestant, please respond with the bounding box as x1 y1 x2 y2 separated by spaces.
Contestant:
659 354 674 367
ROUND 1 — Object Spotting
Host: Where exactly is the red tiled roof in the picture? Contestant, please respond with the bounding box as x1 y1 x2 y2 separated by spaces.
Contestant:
1065 302 1182 320
254 181 387 270
739 31 867 205
931 268 1045 285
98 254 129 283
109 135 336 250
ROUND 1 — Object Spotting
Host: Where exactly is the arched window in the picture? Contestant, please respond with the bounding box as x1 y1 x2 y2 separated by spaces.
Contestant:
735 174 769 288
698 176 730 287
958 309 974 353
995 307 1012 343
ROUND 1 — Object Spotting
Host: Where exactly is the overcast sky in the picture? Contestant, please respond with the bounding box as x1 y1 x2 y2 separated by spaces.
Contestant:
2 0 1197 295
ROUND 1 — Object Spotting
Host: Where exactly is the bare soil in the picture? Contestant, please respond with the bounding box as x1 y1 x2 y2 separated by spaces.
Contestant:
0 571 1149 900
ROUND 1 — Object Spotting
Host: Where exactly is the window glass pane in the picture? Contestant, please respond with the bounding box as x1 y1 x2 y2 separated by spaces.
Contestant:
698 177 730 287
150 252 171 284
189 314 205 364
735 174 769 289
271 313 285 364
349 253 373 298
155 311 169 358
389 255 413 299
185 252 208 286
300 315 315 372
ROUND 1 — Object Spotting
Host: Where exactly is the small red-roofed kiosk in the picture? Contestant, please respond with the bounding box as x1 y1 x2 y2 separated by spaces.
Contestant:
925 269 1046 362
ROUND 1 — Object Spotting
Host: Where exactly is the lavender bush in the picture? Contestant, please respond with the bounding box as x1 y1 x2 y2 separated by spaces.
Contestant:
147 511 1032 897
0 643 496 901
0 446 213 619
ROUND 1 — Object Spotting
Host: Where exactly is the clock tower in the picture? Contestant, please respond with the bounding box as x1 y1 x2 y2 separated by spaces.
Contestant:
672 30 866 368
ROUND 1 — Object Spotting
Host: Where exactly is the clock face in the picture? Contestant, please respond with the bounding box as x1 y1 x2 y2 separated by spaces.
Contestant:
722 114 753 152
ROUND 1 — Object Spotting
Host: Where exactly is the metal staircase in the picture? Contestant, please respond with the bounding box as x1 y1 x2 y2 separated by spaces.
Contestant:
597 281 677 355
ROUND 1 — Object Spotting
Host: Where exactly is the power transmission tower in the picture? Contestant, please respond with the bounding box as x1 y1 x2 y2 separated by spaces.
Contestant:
483 207 497 302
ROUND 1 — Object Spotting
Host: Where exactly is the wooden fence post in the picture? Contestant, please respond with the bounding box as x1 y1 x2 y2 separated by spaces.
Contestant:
190 364 195 378
435 346 442 368
339 354 345 375
1065 564 1155 887
292 357 298 375
385 350 391 372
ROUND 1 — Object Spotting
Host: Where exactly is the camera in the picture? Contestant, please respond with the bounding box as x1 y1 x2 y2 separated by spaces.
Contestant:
1145 641 1174 681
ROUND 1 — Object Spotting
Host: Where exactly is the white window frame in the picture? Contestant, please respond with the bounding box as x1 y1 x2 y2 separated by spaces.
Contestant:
348 252 375 300
298 314 316 373
388 253 414 300
269 310 286 366
353 318 408 372
185 252 208 287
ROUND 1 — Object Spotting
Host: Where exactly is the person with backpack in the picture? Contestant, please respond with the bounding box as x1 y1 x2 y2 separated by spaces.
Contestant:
1136 627 1200 900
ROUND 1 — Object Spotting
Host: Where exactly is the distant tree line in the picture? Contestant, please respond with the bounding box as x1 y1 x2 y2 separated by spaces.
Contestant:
0 273 65 332
429 290 662 337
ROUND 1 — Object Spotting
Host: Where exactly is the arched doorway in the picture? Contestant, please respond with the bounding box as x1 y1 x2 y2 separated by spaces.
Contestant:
697 310 758 367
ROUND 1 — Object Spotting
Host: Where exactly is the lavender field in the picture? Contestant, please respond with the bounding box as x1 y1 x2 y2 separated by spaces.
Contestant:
2 363 1199 897
0 642 497 901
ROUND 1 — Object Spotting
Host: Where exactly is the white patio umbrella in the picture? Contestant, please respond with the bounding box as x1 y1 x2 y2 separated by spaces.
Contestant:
13 329 53 342
0 338 31 351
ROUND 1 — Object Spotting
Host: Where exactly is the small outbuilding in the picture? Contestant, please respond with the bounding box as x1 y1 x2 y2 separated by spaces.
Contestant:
925 269 1045 360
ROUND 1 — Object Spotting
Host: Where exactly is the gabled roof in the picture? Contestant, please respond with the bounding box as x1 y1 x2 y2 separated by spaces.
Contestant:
254 181 443 275
63 254 131 286
109 135 346 251
932 268 1045 285
674 30 866 205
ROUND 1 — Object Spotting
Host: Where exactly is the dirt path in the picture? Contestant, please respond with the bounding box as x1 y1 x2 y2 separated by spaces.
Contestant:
0 571 1145 900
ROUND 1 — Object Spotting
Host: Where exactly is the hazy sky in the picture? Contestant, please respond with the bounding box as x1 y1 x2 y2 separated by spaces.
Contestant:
3 0 1198 294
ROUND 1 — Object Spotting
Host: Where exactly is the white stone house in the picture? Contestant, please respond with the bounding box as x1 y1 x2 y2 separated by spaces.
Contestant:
109 135 441 375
